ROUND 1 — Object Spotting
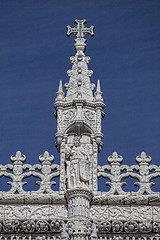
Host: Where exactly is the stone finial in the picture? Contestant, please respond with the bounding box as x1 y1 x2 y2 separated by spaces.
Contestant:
67 20 94 53
67 19 94 39
56 80 64 101
39 151 54 165
11 151 26 165
95 80 103 101
96 80 101 92
58 80 63 93
108 152 123 164
136 152 151 165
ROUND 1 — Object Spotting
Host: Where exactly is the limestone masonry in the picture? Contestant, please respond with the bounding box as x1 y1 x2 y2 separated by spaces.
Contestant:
0 20 160 240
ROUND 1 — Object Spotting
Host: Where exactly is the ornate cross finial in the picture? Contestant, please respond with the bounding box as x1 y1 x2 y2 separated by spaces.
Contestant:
67 19 94 38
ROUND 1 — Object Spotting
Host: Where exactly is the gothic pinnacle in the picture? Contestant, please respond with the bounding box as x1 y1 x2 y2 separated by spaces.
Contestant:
58 80 63 93
56 80 64 101
96 80 101 92
95 80 103 101
54 20 105 154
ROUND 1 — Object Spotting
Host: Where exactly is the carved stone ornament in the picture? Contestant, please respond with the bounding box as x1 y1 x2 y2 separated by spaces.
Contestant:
98 151 160 195
0 151 60 194
0 219 159 234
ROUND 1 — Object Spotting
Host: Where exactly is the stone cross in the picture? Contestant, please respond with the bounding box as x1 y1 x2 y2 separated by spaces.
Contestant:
67 19 94 38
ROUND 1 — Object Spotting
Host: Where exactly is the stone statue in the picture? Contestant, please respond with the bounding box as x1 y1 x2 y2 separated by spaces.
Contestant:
65 136 90 189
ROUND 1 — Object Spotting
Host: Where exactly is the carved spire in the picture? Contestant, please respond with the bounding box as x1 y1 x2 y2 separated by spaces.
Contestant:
64 20 96 101
54 20 105 154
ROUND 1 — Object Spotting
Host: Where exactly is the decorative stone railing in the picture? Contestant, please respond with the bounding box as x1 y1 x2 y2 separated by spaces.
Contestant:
0 151 60 194
98 151 160 195
0 150 159 239
0 151 159 195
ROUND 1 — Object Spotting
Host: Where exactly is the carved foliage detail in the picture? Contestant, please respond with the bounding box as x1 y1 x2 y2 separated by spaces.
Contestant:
97 220 159 234
0 219 159 234
1 219 64 233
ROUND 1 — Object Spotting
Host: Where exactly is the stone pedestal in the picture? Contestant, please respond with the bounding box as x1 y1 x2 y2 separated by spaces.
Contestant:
65 189 93 218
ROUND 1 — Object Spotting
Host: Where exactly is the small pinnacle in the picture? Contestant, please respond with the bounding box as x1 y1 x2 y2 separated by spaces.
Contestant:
96 80 101 92
56 80 64 101
58 80 63 93
95 80 103 101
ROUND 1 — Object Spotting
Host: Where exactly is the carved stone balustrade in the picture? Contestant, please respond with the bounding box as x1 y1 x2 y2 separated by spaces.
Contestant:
0 150 159 202
98 152 160 195
0 151 60 195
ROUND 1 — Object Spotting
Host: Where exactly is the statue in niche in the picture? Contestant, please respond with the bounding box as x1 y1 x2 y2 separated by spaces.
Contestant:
65 136 90 189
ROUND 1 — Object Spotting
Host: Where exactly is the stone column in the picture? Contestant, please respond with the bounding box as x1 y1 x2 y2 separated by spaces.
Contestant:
65 189 93 218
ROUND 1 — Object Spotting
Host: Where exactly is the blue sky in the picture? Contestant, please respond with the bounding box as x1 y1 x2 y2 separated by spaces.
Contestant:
0 0 160 192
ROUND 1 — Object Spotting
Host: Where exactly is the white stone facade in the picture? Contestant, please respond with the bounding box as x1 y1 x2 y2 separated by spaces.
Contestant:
0 20 159 240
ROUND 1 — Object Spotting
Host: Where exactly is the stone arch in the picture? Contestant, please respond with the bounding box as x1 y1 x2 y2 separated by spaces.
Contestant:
65 122 94 136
